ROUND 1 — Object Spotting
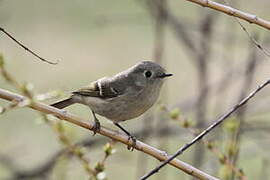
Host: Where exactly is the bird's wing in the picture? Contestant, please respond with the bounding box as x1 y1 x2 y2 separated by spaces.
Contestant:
72 82 101 97
72 77 123 99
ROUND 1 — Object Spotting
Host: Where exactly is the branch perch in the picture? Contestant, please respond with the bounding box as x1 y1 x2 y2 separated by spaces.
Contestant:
185 0 270 31
0 88 219 180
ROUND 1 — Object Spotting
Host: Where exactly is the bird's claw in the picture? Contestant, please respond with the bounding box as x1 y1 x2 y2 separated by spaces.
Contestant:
127 135 136 151
92 121 101 136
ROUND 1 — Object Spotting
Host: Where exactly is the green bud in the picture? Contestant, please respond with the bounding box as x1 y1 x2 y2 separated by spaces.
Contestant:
218 154 227 164
223 117 239 133
21 83 34 98
226 141 238 157
169 108 181 120
206 141 216 150
103 143 116 156
73 147 83 158
180 118 194 128
25 83 34 91
95 162 105 173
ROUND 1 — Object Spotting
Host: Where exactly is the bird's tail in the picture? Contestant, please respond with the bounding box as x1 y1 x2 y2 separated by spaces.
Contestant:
50 98 74 109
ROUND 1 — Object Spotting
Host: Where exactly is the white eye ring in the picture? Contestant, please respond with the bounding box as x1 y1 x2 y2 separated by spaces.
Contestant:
144 70 152 78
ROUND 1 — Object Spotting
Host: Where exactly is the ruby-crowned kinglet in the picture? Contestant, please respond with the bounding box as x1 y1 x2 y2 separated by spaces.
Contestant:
51 61 172 150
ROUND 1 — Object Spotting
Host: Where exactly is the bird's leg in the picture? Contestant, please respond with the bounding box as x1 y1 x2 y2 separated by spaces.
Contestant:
114 122 136 151
91 110 101 135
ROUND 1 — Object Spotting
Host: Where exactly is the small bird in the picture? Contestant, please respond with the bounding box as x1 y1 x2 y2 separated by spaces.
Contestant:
51 61 172 150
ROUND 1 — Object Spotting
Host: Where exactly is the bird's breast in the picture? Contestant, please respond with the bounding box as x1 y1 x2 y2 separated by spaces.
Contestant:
80 86 161 122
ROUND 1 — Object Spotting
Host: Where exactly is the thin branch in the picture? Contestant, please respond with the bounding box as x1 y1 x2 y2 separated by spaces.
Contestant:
221 0 270 58
0 88 219 180
185 0 270 31
236 18 270 57
0 27 59 65
141 78 270 180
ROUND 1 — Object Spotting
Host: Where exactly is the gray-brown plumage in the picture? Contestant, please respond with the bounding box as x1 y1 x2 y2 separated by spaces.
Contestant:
51 61 172 150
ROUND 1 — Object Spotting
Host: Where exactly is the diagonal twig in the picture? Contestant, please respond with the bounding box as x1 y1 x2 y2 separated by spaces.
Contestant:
221 0 270 59
141 78 270 180
0 27 59 65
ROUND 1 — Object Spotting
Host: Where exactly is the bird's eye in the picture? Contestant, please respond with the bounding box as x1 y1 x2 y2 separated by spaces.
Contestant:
144 71 152 78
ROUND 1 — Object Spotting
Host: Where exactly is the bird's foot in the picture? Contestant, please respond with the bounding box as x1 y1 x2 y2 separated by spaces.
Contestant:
127 135 137 151
92 121 101 136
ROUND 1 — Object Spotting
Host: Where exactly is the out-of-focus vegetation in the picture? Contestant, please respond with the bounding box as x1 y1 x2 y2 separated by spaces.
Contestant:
1 0 270 179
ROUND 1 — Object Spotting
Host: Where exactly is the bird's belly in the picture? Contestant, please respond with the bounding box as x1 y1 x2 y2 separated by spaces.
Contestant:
82 94 157 122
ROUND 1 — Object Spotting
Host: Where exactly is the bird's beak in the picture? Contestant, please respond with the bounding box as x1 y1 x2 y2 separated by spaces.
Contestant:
158 73 173 78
